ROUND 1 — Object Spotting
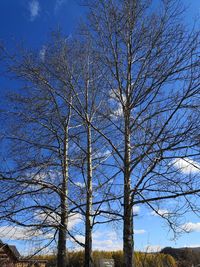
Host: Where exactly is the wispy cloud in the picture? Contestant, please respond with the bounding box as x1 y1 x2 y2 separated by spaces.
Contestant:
0 226 41 240
39 46 46 62
112 104 123 118
74 228 145 251
150 209 169 217
36 211 82 230
0 213 82 241
93 230 121 251
68 213 83 230
93 239 122 251
75 181 85 188
74 230 122 251
184 244 200 248
144 245 163 252
133 205 140 215
29 0 40 21
172 158 200 174
55 0 68 13
109 89 124 119
134 229 146 234
181 222 200 233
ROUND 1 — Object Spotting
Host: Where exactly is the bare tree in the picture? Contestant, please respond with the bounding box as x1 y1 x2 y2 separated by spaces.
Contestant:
84 0 200 266
0 33 115 267
1 1 200 267
60 39 119 267
0 33 83 267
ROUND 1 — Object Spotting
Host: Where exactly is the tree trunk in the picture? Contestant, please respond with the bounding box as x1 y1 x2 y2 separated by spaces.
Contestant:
57 223 68 267
123 113 134 267
85 123 93 267
123 201 133 267
57 128 69 267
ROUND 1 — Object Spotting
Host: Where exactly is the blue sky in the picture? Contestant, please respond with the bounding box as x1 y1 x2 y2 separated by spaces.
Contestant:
0 0 200 256
0 0 85 46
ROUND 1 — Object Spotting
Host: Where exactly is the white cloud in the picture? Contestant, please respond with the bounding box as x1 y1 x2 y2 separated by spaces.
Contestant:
39 46 46 62
0 226 42 240
134 229 146 234
0 213 82 241
184 244 200 248
109 89 125 119
73 234 85 244
73 228 145 251
133 205 140 214
112 104 123 117
35 211 82 230
109 88 125 103
172 158 200 174
95 149 111 159
144 245 163 252
75 182 85 188
181 222 200 233
92 230 122 251
150 209 169 217
68 213 83 230
36 211 60 225
93 239 122 251
28 170 61 184
29 0 40 21
73 231 122 251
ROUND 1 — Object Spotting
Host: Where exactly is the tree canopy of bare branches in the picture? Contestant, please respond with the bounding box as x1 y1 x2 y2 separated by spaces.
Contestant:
0 1 200 267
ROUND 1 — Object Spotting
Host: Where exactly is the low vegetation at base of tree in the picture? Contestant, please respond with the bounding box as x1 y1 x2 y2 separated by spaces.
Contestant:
37 251 177 267
135 252 177 267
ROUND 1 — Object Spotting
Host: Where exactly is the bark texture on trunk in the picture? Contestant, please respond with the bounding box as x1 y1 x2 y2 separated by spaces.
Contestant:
123 202 133 267
57 223 68 267
123 113 134 267
122 20 134 265
85 123 93 267
57 128 69 267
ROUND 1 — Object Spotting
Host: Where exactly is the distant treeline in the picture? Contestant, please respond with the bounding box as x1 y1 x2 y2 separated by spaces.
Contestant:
37 251 177 267
161 247 200 267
